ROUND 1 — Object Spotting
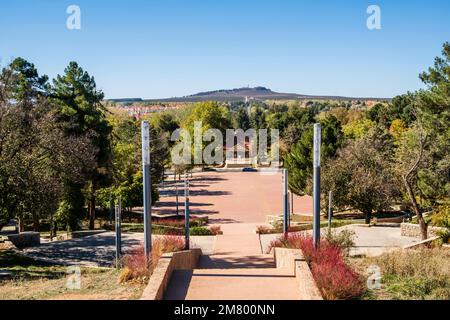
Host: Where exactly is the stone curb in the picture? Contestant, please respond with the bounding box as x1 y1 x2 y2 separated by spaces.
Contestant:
273 247 323 300
140 248 202 300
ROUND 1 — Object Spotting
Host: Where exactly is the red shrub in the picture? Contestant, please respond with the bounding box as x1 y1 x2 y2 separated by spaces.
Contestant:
269 233 366 300
312 260 366 300
120 246 149 282
119 236 185 283
209 225 222 235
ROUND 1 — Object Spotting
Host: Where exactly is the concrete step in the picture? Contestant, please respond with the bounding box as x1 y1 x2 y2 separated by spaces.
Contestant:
165 267 298 300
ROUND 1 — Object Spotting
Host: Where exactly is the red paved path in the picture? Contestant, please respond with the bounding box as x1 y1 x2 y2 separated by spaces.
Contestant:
160 171 309 300
165 223 301 300
155 171 313 224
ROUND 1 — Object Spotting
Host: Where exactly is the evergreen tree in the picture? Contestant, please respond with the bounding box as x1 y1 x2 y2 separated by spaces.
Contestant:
51 62 112 230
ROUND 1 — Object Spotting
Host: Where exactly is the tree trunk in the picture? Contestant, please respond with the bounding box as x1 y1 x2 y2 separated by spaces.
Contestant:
33 215 40 232
88 198 95 230
18 214 25 233
403 177 428 240
364 211 372 225
50 212 55 240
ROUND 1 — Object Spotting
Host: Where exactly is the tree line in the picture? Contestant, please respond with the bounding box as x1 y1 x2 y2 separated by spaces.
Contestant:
0 59 166 235
153 43 449 240
1 43 448 240
284 43 449 239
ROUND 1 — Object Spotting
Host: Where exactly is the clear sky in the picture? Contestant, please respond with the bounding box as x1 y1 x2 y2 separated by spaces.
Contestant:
1 0 449 99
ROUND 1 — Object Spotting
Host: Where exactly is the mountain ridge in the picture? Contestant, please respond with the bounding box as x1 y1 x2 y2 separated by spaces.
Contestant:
107 87 389 103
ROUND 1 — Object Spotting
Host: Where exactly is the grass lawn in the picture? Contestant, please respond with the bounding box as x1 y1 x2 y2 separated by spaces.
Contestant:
0 249 145 300
350 247 450 300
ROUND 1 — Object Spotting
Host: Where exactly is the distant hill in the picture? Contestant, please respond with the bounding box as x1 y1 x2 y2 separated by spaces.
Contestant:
107 87 388 103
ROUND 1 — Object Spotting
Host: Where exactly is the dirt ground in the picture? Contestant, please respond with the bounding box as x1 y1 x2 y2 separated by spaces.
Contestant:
0 250 144 300
0 265 144 300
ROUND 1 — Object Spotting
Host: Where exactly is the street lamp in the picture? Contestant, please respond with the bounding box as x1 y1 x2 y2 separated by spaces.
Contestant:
184 172 190 250
141 121 152 260
282 169 289 237
313 123 321 249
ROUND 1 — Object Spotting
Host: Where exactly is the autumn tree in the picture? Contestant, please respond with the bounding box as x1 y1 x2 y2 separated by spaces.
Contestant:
322 127 399 224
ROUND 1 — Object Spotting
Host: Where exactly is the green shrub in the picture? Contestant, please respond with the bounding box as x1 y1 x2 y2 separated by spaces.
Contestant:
431 203 450 228
189 227 213 236
431 203 450 245
324 229 356 256
436 229 450 245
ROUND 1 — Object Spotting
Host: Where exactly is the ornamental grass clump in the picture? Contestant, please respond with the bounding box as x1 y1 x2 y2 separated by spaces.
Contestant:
118 236 184 284
269 233 366 300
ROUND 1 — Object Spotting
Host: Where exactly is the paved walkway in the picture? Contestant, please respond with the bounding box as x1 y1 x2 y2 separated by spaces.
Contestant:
164 223 301 300
154 171 313 223
23 233 216 267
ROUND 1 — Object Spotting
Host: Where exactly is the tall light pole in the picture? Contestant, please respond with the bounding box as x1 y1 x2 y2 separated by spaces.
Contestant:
313 123 321 249
184 172 190 250
175 183 179 216
328 191 333 230
141 121 152 260
109 193 114 226
115 200 122 269
282 169 289 237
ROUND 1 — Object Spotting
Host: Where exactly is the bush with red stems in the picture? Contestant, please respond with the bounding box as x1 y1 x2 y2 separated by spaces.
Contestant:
118 236 185 283
269 233 366 300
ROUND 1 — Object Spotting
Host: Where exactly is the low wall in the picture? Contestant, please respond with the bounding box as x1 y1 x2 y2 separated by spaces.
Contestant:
7 232 40 249
53 230 107 241
401 223 446 239
273 248 322 300
375 215 407 223
403 236 440 250
141 248 202 300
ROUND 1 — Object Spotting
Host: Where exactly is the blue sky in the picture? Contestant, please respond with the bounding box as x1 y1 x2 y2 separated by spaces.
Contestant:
0 0 449 99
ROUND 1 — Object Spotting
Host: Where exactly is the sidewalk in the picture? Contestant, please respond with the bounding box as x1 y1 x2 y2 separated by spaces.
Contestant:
164 223 301 300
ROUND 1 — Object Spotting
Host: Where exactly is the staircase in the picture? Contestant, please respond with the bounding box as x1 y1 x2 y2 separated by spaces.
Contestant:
164 223 300 300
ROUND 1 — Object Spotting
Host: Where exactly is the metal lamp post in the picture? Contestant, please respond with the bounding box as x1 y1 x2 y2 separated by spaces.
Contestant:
176 183 179 216
115 197 122 269
141 121 152 260
184 172 190 250
313 123 321 249
282 169 289 236
328 191 333 230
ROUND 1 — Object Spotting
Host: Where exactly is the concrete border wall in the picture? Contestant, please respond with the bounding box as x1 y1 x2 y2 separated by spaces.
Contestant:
273 248 323 300
401 223 446 239
51 230 107 242
141 248 202 300
7 232 40 249
403 236 440 250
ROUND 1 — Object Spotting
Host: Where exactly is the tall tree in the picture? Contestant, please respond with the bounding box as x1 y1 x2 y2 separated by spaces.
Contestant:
285 115 344 196
9 57 49 101
183 101 230 168
51 62 112 230
394 42 450 239
232 107 250 130
322 127 399 224
249 105 266 131
0 59 95 233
